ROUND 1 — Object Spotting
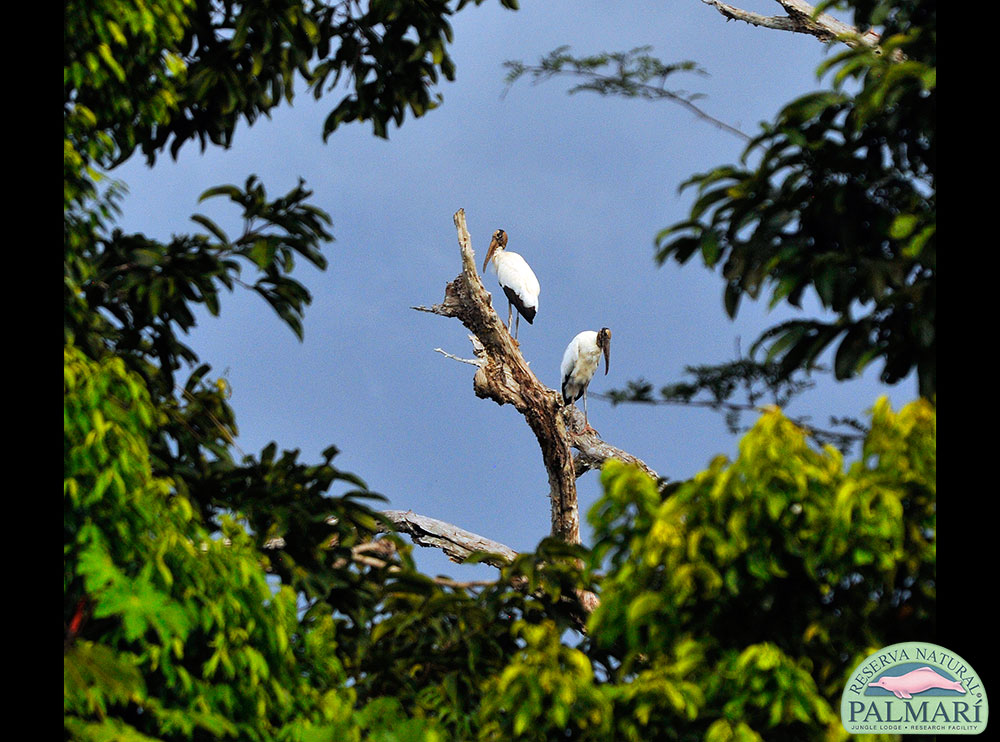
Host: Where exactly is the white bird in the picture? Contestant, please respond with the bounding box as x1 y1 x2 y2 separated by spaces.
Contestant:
560 328 612 430
482 229 540 340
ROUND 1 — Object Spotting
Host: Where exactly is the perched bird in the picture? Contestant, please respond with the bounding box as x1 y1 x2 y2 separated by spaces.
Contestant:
560 328 612 430
482 229 540 340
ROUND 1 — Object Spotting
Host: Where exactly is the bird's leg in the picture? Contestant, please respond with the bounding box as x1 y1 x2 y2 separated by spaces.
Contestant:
507 301 513 333
514 312 520 341
583 389 597 433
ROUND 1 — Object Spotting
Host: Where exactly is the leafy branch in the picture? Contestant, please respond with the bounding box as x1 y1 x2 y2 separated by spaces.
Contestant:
599 358 868 452
503 46 751 141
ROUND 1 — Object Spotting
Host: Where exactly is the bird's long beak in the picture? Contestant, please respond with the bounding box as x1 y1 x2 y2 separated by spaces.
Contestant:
600 328 611 375
482 240 497 274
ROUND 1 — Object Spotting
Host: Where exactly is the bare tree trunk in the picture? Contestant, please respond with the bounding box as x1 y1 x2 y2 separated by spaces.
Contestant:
415 211 578 543
369 209 662 622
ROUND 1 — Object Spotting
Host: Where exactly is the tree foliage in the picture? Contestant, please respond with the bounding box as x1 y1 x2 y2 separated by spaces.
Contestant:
64 0 518 185
64 1 517 738
506 0 936 401
65 0 935 739
503 45 748 142
657 0 936 397
584 399 934 741
603 359 869 453
64 346 365 741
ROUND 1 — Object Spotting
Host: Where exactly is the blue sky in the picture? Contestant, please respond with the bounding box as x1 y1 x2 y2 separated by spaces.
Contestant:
110 1 916 579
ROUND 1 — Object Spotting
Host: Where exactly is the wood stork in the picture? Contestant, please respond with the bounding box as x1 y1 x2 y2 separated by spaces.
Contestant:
560 328 611 430
482 229 539 341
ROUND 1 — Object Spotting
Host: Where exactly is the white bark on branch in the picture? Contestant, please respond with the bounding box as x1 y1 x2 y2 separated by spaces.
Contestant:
377 508 600 627
701 0 883 49
379 509 518 568
433 345 483 367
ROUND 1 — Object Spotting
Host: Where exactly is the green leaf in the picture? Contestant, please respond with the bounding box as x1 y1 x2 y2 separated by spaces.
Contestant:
903 224 935 258
198 185 243 203
889 213 919 239
190 214 231 245
723 281 742 318
700 230 722 267
833 324 872 379
627 593 662 623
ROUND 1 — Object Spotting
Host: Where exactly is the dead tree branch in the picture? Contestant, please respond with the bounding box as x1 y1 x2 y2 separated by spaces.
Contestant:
394 209 663 623
379 509 519 568
414 209 659 546
416 209 582 543
562 403 660 481
701 0 884 49
376 509 597 629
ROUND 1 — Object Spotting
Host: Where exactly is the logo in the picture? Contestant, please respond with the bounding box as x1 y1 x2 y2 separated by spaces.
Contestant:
841 642 988 735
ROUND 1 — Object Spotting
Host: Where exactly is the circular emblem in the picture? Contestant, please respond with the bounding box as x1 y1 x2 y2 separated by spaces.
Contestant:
841 642 988 735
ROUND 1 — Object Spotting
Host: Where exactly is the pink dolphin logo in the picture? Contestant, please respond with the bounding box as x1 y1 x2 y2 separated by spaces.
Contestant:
868 667 966 699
